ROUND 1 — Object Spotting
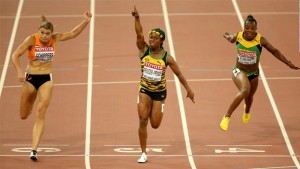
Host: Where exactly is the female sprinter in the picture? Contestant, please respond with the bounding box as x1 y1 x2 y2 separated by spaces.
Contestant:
11 11 92 160
220 15 299 131
132 6 195 163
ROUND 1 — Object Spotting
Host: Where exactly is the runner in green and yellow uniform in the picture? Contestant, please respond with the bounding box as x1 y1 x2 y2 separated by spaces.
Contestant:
220 15 299 131
132 5 195 163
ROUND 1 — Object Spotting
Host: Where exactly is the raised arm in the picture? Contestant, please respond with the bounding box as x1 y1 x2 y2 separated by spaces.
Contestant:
168 55 195 103
11 35 35 82
223 32 237 43
261 36 299 70
54 11 92 42
131 5 147 52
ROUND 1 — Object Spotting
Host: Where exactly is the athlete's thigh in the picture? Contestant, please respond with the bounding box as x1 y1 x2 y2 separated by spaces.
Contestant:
248 76 259 97
232 69 250 91
20 82 37 108
138 93 152 119
36 81 53 108
150 100 165 125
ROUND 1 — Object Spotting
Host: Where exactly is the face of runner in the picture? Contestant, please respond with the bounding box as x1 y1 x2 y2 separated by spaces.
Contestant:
149 32 163 49
243 21 257 41
38 27 52 45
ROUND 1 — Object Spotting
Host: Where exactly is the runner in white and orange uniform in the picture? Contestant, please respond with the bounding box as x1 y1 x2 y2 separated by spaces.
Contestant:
11 11 92 161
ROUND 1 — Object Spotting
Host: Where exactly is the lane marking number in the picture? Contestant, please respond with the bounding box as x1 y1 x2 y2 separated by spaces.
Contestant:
215 148 265 154
114 147 164 153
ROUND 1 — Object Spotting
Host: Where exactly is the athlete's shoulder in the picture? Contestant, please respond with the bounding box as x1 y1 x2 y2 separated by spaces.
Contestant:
22 34 36 47
255 32 262 39
236 31 243 39
166 53 174 65
139 45 150 59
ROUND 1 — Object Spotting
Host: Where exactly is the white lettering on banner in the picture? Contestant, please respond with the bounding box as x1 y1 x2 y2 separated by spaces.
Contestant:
238 50 257 58
215 148 265 154
35 46 54 52
143 62 163 81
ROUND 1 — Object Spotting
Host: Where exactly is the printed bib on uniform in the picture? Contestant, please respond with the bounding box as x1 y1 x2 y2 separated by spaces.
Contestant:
143 62 163 81
237 49 257 64
35 46 55 62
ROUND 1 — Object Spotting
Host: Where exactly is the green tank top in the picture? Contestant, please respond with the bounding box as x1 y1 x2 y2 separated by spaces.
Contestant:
236 31 262 64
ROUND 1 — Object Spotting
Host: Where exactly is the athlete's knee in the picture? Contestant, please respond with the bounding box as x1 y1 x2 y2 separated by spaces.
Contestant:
20 110 31 120
36 106 47 120
36 112 46 120
151 123 160 129
20 114 29 120
139 117 148 127
150 117 162 129
238 89 250 98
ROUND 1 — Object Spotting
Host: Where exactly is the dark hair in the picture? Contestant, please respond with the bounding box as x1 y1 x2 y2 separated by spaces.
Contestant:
39 15 54 32
244 15 257 26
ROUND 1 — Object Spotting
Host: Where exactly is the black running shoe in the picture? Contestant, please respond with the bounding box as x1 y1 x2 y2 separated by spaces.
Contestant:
29 150 38 161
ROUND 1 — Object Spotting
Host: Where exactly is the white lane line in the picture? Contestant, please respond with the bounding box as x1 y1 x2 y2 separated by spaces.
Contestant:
0 0 24 98
231 0 300 168
161 0 197 169
206 145 272 147
85 1 95 169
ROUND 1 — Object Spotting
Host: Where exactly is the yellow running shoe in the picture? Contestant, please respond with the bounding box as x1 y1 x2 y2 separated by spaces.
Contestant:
242 104 250 124
220 116 230 131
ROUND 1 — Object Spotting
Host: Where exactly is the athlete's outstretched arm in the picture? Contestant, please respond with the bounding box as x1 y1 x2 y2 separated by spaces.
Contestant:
223 32 237 43
168 55 195 103
132 5 147 52
54 11 92 42
261 36 299 70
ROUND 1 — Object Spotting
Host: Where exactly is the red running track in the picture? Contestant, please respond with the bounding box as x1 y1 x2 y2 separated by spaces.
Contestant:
0 0 299 169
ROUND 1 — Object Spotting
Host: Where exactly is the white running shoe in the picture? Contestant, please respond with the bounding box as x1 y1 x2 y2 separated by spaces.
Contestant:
137 152 147 163
29 150 38 161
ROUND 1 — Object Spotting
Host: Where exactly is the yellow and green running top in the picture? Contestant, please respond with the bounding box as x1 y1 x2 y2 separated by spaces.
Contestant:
236 31 262 65
139 47 168 92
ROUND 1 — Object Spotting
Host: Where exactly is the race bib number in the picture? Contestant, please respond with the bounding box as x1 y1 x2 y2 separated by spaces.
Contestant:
35 46 55 62
232 68 240 77
237 50 257 64
143 62 163 81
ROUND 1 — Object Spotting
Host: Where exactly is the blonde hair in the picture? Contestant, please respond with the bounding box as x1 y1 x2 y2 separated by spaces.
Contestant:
39 15 54 32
